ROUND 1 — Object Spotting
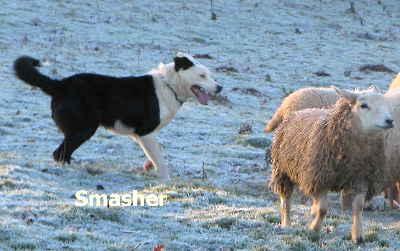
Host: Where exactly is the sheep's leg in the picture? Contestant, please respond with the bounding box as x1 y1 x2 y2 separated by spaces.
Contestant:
385 181 400 209
310 199 318 216
309 193 328 232
395 181 400 208
351 193 366 244
387 181 400 209
341 189 354 212
384 183 397 208
280 193 292 227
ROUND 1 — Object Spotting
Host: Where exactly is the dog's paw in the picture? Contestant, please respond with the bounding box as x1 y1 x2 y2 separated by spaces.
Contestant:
53 150 62 162
53 150 71 164
143 160 154 171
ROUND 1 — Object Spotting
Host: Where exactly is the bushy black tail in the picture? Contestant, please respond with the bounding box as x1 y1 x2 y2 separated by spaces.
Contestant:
14 56 61 96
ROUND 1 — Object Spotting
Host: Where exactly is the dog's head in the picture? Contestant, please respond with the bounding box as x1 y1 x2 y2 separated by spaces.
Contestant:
174 52 222 105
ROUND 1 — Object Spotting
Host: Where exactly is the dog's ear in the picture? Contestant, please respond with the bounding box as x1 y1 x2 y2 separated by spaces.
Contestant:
174 54 194 72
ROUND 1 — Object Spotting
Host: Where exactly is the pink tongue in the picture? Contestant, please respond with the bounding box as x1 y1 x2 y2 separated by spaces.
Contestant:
196 90 209 105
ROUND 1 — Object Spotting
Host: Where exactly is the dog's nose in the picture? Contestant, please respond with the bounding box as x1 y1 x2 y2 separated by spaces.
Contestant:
216 85 223 94
386 119 394 128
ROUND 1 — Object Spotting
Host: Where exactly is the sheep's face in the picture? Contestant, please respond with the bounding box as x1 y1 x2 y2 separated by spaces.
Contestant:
333 87 394 133
353 93 394 133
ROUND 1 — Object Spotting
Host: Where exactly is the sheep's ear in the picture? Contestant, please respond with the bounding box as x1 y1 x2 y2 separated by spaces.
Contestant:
332 86 357 104
174 53 194 72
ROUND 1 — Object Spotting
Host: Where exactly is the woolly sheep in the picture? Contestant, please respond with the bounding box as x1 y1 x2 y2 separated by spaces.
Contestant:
383 87 400 207
269 87 394 243
265 87 376 133
265 84 400 209
265 87 339 133
265 86 378 208
382 74 400 207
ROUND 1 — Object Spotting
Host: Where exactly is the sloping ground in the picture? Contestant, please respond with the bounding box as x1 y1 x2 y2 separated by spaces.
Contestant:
1 0 400 250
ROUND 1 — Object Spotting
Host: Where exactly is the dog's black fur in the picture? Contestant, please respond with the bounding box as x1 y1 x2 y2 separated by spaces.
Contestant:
174 56 194 71
14 56 161 164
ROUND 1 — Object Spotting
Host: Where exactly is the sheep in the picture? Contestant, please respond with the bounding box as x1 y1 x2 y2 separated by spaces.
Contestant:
265 87 339 133
265 87 377 134
265 86 378 209
269 87 394 243
265 72 400 135
382 87 400 208
266 80 400 209
385 74 400 207
382 74 400 207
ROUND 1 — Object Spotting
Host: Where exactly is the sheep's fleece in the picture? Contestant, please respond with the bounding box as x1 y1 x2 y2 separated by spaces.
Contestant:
270 98 387 198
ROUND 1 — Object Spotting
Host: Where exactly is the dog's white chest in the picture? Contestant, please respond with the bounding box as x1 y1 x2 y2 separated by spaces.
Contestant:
158 105 176 129
153 81 180 131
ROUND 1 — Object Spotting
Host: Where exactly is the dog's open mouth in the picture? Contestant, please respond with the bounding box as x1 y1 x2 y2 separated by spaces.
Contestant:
191 85 209 105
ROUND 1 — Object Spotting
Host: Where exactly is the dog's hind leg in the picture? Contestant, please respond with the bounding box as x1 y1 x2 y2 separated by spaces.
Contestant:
133 133 170 182
52 97 99 164
53 127 97 164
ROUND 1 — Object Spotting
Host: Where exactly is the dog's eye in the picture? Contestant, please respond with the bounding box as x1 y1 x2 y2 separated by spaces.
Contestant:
360 103 369 109
200 74 206 79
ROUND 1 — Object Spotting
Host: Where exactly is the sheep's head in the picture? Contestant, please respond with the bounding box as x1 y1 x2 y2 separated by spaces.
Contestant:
333 86 394 133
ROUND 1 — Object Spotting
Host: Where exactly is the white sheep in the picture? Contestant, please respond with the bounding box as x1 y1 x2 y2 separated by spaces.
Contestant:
265 87 339 133
265 83 400 209
265 87 377 134
269 87 394 243
265 86 377 208
383 86 400 208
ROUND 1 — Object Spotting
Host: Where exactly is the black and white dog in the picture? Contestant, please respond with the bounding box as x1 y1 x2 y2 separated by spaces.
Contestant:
14 53 222 182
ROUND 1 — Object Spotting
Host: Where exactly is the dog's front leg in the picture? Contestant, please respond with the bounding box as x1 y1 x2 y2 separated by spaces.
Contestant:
133 134 170 182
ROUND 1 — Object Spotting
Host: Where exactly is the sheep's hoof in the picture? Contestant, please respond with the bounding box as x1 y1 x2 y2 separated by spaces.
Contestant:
352 236 364 244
